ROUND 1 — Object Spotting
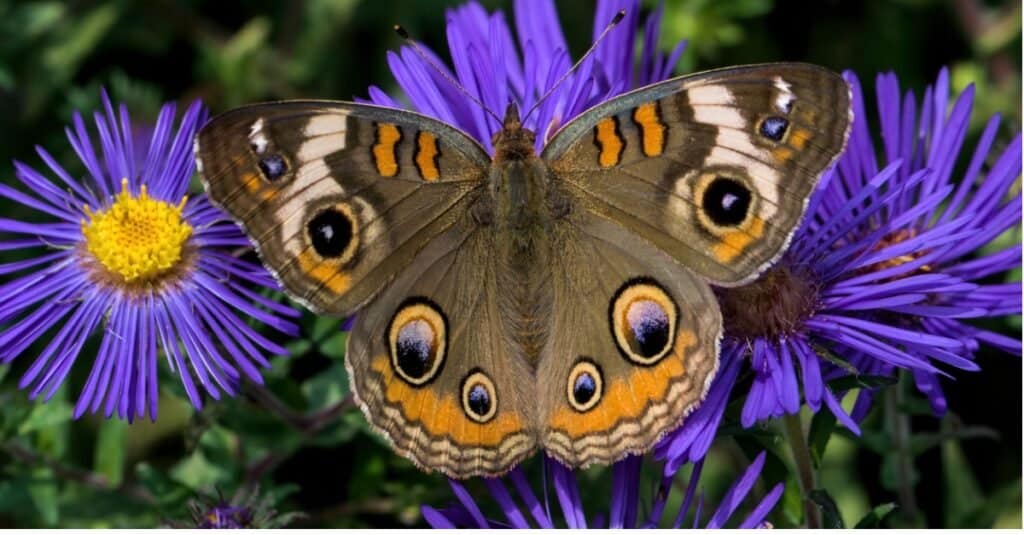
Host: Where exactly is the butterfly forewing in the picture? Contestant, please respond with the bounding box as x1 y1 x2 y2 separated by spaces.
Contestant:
544 63 852 286
195 102 490 315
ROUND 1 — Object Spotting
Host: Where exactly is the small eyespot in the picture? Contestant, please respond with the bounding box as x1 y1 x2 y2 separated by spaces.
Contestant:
388 298 447 386
701 177 751 227
758 116 789 142
461 370 497 423
258 154 287 180
566 359 603 412
610 278 679 366
307 205 356 260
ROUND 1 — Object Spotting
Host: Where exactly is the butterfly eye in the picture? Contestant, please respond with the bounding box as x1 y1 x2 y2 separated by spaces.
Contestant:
306 204 358 261
758 116 790 142
388 298 448 386
610 278 679 366
566 359 603 412
700 177 752 228
461 370 497 423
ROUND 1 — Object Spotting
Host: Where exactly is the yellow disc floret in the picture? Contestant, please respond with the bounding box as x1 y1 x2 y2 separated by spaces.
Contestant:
82 179 192 284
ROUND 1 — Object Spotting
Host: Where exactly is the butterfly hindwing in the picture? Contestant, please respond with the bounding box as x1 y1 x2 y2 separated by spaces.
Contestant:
543 63 852 285
195 101 490 315
537 208 721 467
344 216 538 479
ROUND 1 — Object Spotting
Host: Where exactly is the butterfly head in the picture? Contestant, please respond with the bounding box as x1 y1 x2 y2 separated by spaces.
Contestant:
493 102 536 163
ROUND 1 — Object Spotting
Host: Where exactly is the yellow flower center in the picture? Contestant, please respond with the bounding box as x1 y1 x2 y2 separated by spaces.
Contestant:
81 179 192 284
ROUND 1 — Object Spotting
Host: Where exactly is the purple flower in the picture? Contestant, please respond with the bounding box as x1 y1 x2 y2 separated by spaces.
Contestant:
658 67 1021 469
195 504 254 529
176 488 301 529
0 91 299 421
423 451 782 528
364 0 685 152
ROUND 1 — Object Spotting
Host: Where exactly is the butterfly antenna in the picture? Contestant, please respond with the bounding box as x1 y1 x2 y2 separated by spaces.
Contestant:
522 10 627 123
394 25 503 124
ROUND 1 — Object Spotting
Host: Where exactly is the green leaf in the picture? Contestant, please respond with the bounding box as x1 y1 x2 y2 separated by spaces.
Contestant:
311 315 343 341
302 362 351 410
809 488 845 528
942 427 985 526
17 398 72 436
27 466 59 526
93 418 127 487
318 330 348 359
135 463 193 510
854 502 897 528
170 448 232 490
807 408 837 469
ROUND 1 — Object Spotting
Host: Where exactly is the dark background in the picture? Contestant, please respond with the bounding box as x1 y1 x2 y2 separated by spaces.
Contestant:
0 0 1019 528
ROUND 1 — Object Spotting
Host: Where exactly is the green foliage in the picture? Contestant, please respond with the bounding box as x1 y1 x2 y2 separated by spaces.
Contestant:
0 0 1019 528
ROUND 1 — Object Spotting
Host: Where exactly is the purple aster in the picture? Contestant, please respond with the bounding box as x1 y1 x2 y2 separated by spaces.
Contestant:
364 0 685 152
423 451 782 528
0 90 299 421
175 488 301 528
658 67 1021 469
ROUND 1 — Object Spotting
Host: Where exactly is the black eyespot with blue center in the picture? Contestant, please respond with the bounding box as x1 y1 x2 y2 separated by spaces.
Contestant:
461 370 498 423
573 373 596 405
468 385 490 416
627 300 670 358
567 360 603 412
610 278 679 366
759 116 789 142
307 207 353 258
388 298 448 386
396 321 435 380
258 154 287 180
702 177 751 227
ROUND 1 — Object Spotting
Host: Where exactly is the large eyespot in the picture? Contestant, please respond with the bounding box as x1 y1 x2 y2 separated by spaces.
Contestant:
694 173 755 231
566 359 603 412
258 154 288 181
306 203 358 262
758 116 790 142
461 370 497 423
609 278 679 366
387 298 448 386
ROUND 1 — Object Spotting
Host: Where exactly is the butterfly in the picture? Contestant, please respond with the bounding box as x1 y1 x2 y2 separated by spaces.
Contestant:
195 62 852 478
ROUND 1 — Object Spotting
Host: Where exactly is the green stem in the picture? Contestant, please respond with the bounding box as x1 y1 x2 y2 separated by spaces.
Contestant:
784 413 821 529
886 372 922 525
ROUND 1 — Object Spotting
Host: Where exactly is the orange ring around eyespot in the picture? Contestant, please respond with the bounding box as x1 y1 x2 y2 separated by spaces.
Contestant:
610 279 678 366
566 360 603 412
387 299 447 386
461 370 498 423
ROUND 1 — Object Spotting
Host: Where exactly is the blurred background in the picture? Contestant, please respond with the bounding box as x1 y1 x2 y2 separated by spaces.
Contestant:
0 0 1019 528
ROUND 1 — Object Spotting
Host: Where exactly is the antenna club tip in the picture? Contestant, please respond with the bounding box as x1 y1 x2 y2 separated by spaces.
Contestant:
612 10 626 24
394 25 410 39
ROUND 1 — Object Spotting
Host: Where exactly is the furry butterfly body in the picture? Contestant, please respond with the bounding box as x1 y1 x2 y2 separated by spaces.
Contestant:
196 63 852 478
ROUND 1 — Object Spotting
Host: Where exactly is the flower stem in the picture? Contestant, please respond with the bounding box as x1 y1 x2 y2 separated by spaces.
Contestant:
886 372 922 526
2 441 156 504
783 413 821 528
247 385 355 433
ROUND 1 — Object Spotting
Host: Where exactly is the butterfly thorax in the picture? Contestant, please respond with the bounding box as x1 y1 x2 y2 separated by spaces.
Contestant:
488 103 554 236
488 103 557 362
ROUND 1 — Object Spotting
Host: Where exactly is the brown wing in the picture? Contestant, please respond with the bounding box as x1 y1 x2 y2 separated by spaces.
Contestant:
537 208 721 468
195 101 490 315
543 63 851 285
344 216 538 479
